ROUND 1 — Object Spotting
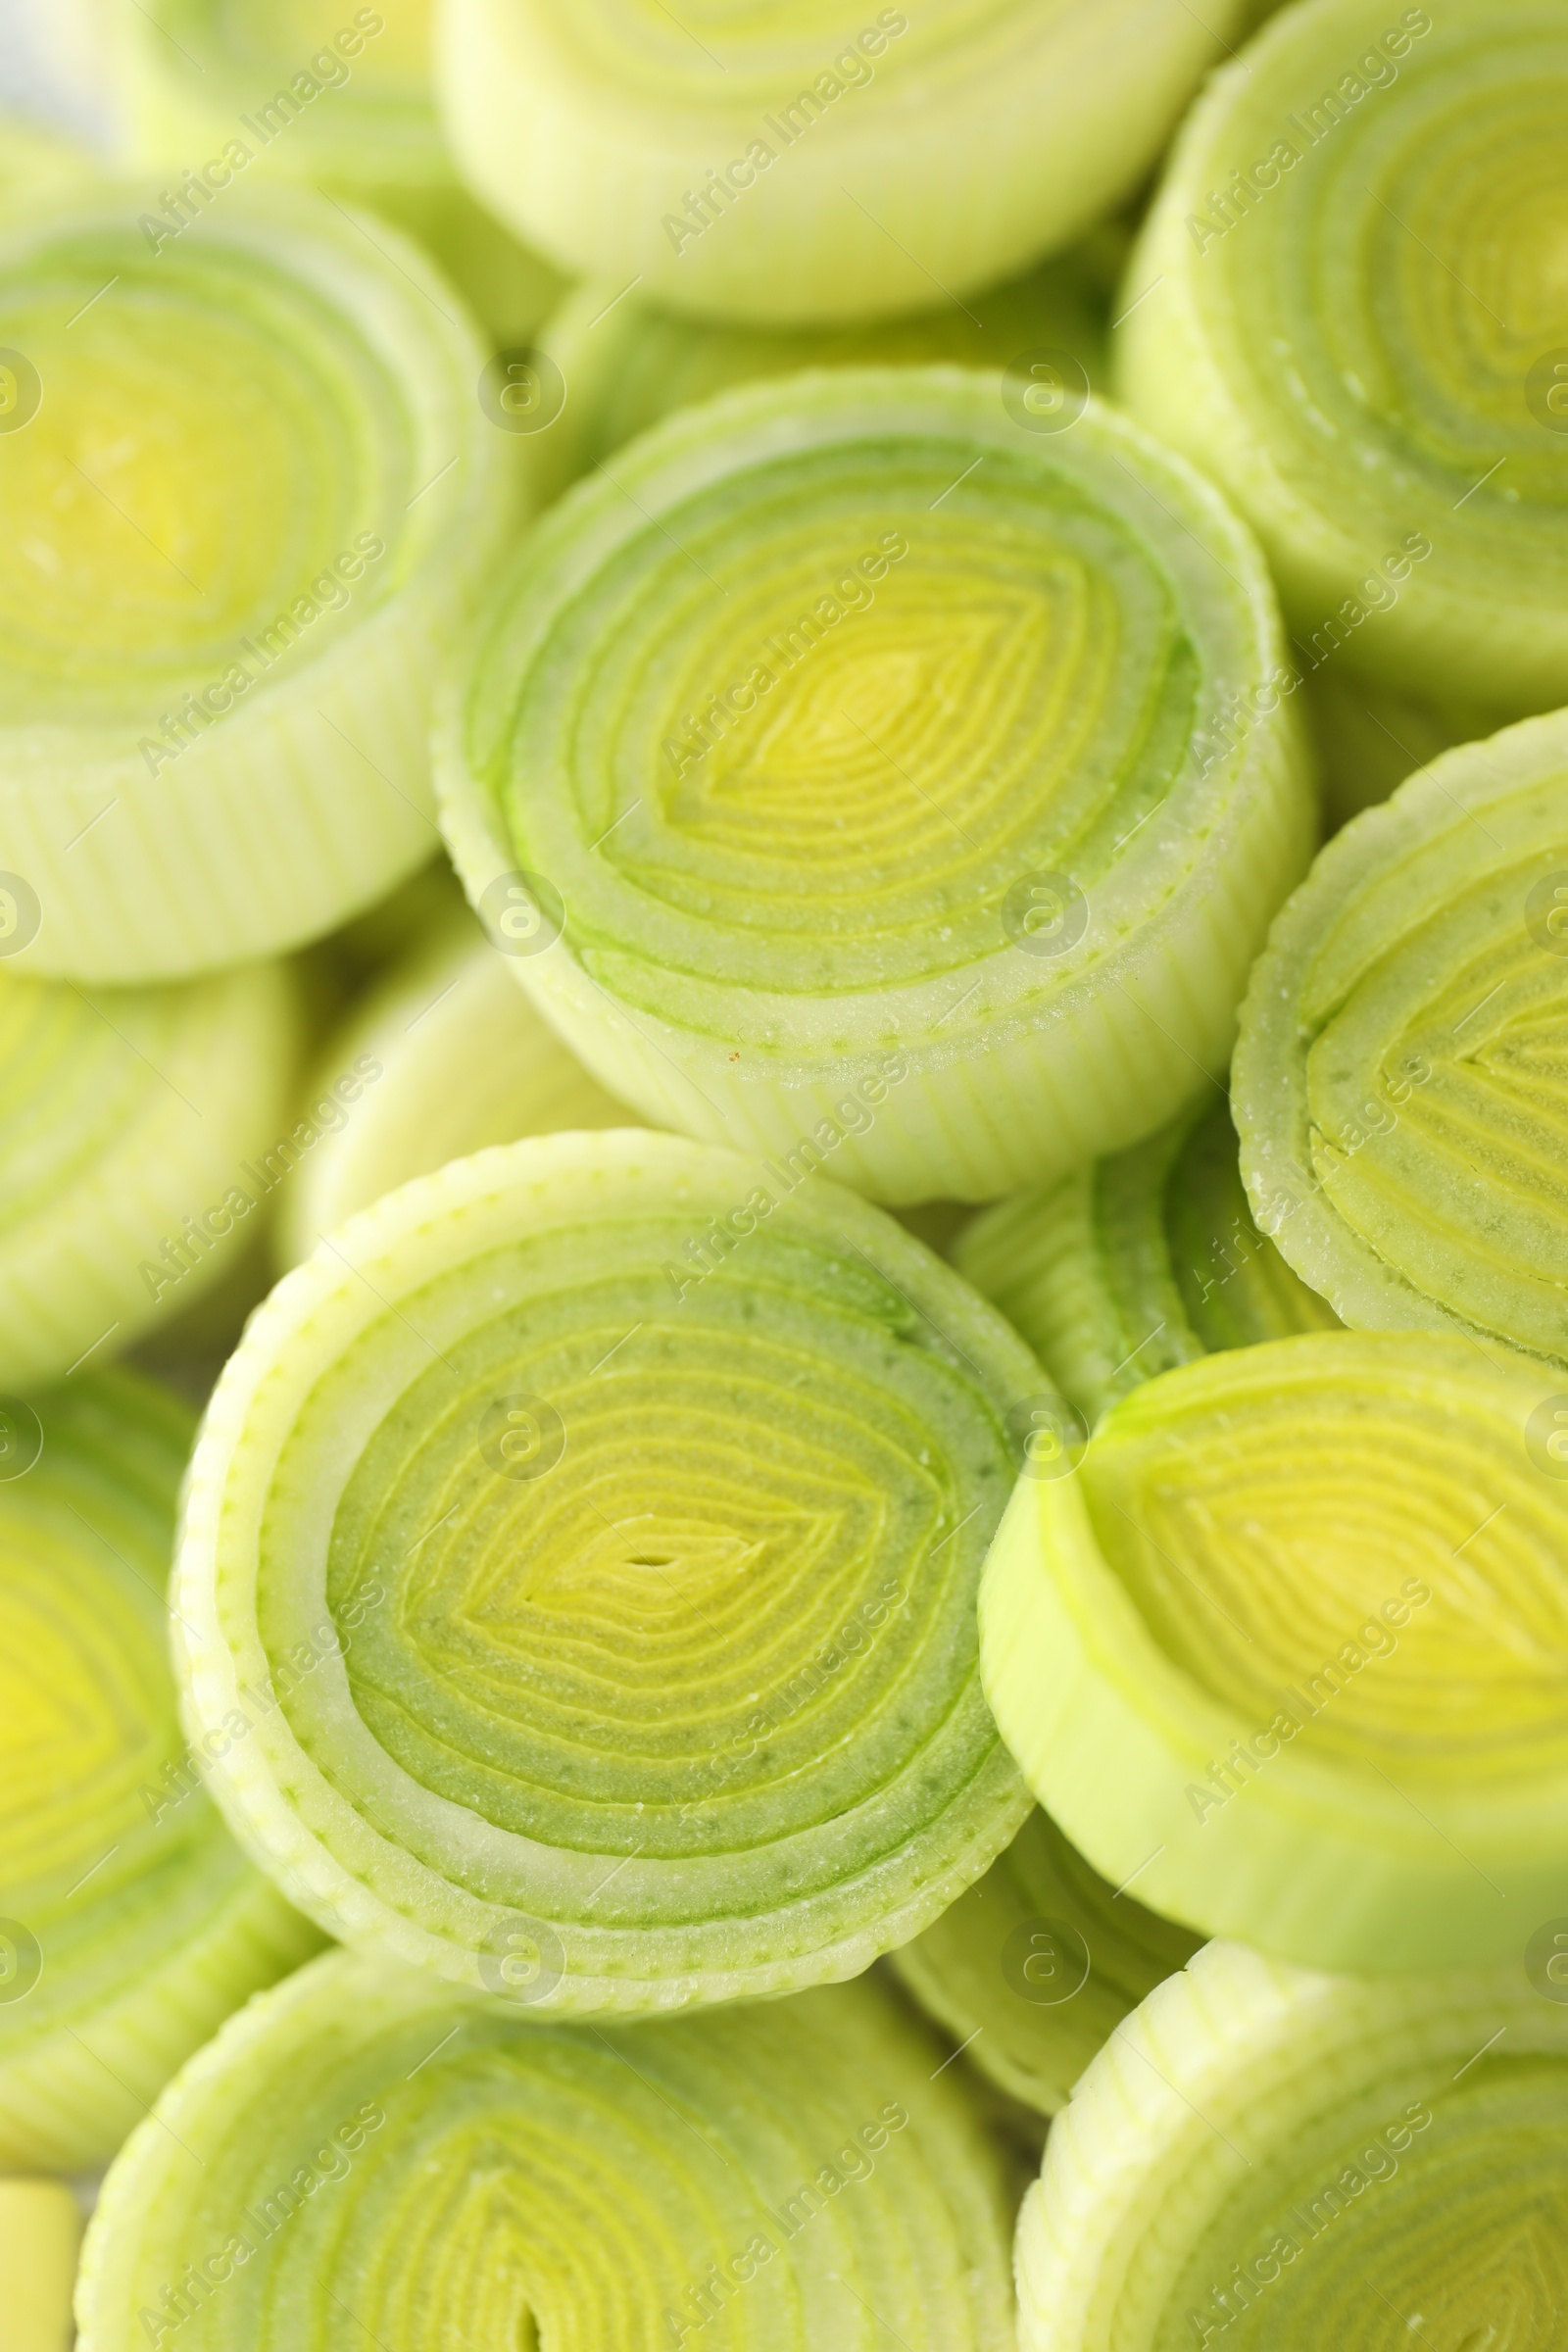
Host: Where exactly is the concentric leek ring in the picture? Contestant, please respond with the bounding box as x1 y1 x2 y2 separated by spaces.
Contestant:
1234 707 1568 1369
1118 0 1568 717
888 1805 1200 2117
979 1330 1568 1973
0 1370 318 2173
438 368 1314 1205
77 1951 1017 2352
176 1129 1039 2011
0 183 516 982
0 958 300 1389
1015 1940 1568 2352
956 1099 1339 1427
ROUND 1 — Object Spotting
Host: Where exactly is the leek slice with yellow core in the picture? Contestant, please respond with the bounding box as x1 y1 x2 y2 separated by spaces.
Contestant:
0 182 516 983
438 368 1315 1206
956 1100 1339 1427
1234 707 1568 1369
1118 0 1568 719
1015 1938 1568 2352
0 958 300 1389
77 1949 1017 2352
888 1805 1200 2117
176 1129 1039 2012
0 1370 319 2173
979 1329 1568 1974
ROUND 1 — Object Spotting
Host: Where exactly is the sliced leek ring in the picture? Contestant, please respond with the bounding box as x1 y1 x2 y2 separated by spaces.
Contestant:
0 181 517 983
176 1129 1039 2013
438 367 1315 1206
1016 1939 1568 2351
979 1329 1568 1974
0 958 301 1390
0 1369 318 2174
77 1948 1017 2352
1234 706 1568 1369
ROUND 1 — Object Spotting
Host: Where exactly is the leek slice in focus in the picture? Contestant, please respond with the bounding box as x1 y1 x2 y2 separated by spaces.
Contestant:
0 959 300 1389
1118 0 1568 719
0 1370 319 2173
1015 1939 1568 2351
980 1329 1568 1974
1234 707 1568 1370
77 1949 1017 2352
0 182 517 983
888 1805 1200 2117
176 1130 1041 2012
438 367 1315 1205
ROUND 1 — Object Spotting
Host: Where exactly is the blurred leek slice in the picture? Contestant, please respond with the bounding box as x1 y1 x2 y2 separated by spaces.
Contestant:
980 1330 1568 1973
0 958 300 1390
0 181 517 982
887 1805 1200 2117
438 366 1315 1205
77 1949 1017 2352
0 1370 318 2173
0 2180 81 2352
1234 707 1568 1370
1015 1939 1568 2351
1118 0 1568 719
956 1098 1339 1427
176 1129 1040 2013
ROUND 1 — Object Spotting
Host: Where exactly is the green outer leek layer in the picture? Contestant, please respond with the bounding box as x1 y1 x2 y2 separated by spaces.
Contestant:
979 1330 1568 1973
438 0 1247 325
887 1805 1200 2116
956 1099 1339 1428
1015 1939 1568 2351
1234 707 1568 1369
176 1129 1039 2013
0 183 517 983
0 1369 319 2173
78 1949 1018 2352
0 959 301 1389
438 367 1315 1206
1118 0 1568 717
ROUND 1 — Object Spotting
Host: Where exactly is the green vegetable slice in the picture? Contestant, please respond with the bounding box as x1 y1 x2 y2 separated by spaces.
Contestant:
438 367 1314 1205
0 1370 318 2173
979 1329 1568 1973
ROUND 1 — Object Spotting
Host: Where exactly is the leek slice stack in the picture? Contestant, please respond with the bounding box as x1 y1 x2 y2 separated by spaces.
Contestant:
1015 1939 1568 2351
956 1100 1339 1426
176 1129 1039 2012
888 1805 1200 2117
0 959 300 1389
439 368 1315 1205
276 897 633 1266
979 1329 1568 1974
438 0 1250 324
0 1370 318 2173
1234 707 1568 1367
77 1951 1016 2352
1118 0 1568 722
0 183 515 983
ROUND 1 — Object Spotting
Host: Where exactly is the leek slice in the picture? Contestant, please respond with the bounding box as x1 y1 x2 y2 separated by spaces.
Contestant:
0 958 300 1389
0 2180 81 2352
0 1370 318 2173
438 367 1315 1205
1234 707 1568 1368
888 1805 1200 2117
0 182 516 983
176 1129 1039 2011
1015 1938 1568 2352
276 897 633 1266
438 0 1250 324
979 1328 1568 1973
956 1100 1339 1427
1118 0 1568 717
77 1949 1016 2352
